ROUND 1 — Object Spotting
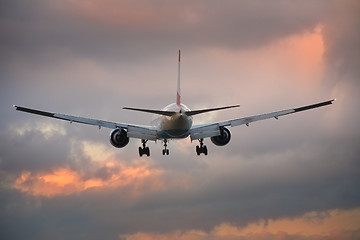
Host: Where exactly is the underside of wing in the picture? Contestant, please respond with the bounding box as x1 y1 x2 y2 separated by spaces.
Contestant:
13 105 158 141
190 99 335 140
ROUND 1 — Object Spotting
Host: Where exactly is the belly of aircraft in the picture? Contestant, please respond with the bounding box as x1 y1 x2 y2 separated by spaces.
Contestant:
157 115 192 139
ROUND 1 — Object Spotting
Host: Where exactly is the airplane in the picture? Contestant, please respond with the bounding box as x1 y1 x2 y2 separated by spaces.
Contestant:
14 50 335 157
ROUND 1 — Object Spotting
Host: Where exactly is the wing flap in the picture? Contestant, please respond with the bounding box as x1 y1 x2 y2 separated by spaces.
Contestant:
127 125 157 141
190 124 220 141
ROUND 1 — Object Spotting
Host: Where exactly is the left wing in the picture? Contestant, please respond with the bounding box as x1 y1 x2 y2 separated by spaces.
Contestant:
13 105 158 141
190 99 335 140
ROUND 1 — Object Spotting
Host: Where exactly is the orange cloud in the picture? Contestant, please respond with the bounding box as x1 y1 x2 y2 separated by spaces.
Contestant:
202 25 325 100
13 161 164 198
122 208 360 240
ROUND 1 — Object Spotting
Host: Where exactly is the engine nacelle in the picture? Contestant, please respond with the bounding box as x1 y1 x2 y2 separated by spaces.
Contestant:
211 127 231 146
109 128 129 148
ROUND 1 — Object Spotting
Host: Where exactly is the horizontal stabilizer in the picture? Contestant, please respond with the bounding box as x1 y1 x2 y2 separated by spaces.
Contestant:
185 105 240 116
123 107 176 116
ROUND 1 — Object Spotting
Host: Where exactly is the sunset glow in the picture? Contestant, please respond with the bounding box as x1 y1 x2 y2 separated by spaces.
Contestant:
14 162 163 197
1 0 359 239
123 208 360 240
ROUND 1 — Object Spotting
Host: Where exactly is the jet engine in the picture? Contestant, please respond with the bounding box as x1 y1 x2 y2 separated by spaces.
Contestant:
210 127 231 146
110 128 129 148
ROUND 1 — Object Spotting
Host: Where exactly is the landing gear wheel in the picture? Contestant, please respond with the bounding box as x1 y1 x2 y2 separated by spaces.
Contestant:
196 138 208 156
139 139 150 157
145 147 150 156
203 145 208 156
139 147 143 157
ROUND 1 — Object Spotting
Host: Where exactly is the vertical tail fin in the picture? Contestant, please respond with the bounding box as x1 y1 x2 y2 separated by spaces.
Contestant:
176 50 181 106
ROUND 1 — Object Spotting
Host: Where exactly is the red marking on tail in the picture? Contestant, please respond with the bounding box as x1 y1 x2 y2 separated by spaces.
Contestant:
177 92 181 106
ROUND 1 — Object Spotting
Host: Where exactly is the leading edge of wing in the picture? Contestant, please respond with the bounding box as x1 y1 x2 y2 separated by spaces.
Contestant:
13 105 122 128
13 105 158 140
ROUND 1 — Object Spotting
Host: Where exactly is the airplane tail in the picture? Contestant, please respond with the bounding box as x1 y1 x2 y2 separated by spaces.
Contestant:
177 50 181 106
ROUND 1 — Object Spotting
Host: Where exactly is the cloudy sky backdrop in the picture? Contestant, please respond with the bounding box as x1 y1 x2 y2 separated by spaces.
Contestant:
1 0 359 239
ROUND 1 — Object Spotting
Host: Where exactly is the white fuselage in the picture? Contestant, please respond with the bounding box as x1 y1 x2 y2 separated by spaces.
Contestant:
154 103 193 139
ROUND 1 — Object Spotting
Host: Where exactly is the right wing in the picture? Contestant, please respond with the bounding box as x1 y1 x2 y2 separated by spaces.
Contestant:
190 99 335 140
13 105 158 141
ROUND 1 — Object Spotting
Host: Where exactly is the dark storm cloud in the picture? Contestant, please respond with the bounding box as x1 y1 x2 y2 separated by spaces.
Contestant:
1 0 360 239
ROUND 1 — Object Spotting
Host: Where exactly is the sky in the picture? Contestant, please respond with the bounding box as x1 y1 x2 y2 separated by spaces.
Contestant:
1 0 360 239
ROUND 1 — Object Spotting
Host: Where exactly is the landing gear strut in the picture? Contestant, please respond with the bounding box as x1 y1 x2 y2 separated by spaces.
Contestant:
196 138 208 156
139 139 150 157
162 139 169 155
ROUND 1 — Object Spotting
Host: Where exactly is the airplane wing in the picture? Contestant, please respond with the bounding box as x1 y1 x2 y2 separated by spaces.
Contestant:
13 105 158 141
189 99 335 140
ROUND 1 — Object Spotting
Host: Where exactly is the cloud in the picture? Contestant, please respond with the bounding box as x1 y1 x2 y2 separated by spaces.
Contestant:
121 208 360 240
0 0 359 239
10 121 67 140
0 0 328 65
13 161 163 198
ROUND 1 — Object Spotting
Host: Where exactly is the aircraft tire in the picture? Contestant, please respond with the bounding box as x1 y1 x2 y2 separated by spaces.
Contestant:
196 146 200 155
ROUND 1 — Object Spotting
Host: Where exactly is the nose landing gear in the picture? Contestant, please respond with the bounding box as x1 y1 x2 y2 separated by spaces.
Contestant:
162 139 169 155
139 139 150 157
196 138 208 155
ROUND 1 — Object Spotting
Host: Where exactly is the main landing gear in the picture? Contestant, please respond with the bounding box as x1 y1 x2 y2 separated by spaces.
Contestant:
162 139 169 155
196 138 208 155
139 139 150 157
